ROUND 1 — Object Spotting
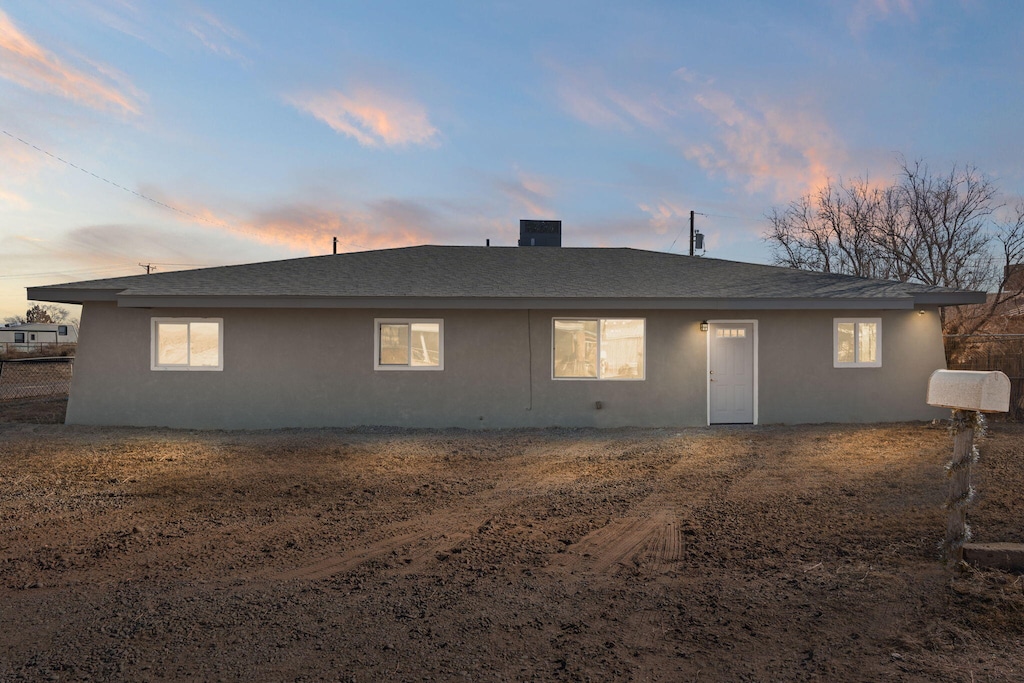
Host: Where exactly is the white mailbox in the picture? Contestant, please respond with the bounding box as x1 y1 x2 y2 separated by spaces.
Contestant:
927 370 1011 413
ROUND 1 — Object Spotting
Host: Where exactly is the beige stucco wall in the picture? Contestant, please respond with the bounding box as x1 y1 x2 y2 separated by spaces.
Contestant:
754 308 948 423
66 302 948 429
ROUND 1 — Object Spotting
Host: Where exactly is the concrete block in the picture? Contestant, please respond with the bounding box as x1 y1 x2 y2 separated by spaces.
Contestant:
927 370 1011 413
963 542 1024 571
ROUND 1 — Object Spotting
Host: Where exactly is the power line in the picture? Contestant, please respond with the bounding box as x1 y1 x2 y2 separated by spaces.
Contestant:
701 211 761 222
2 131 370 256
0 264 138 280
139 262 219 274
2 130 228 227
667 212 705 253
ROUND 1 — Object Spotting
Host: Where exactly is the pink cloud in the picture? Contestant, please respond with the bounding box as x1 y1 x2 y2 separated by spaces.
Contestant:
552 62 845 202
496 170 556 217
132 186 434 254
0 132 45 175
0 9 142 115
637 200 688 237
288 88 439 148
0 188 30 210
185 9 251 64
249 204 431 253
686 90 843 201
552 65 668 132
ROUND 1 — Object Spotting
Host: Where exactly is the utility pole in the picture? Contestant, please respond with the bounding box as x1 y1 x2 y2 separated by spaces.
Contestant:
689 210 695 256
689 211 706 255
139 263 152 274
333 236 338 255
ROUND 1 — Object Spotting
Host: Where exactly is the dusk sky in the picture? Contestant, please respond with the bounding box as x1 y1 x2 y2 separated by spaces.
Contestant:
2 1 1023 321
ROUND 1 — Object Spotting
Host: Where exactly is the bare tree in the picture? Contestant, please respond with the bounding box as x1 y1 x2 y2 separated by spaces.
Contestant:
765 159 1024 361
4 303 72 326
942 200 1024 341
889 159 998 292
766 177 899 280
25 304 53 323
40 304 72 324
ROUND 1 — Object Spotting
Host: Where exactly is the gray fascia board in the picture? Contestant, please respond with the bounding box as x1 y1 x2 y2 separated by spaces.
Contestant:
26 287 122 304
911 291 987 306
114 294 922 310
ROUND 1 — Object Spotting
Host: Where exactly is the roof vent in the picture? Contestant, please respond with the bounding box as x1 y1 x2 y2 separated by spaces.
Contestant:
518 220 561 247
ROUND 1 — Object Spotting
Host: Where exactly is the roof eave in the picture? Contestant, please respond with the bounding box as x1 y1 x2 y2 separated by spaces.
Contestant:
26 286 123 305
911 291 987 306
105 294 925 310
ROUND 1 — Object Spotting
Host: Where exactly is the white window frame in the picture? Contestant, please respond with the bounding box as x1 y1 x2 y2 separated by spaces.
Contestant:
151 318 224 371
551 317 646 381
833 318 881 368
373 318 444 371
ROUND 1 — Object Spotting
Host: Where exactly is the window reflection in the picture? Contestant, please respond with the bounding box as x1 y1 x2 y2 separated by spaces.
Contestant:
376 320 442 368
554 319 644 380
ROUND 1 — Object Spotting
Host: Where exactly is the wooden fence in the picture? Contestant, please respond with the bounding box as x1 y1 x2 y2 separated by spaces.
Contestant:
945 335 1024 421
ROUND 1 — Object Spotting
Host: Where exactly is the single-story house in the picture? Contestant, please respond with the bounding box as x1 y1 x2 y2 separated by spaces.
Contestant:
0 322 78 350
27 229 985 429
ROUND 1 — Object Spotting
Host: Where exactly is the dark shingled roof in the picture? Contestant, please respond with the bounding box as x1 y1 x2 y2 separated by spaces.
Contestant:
27 245 985 309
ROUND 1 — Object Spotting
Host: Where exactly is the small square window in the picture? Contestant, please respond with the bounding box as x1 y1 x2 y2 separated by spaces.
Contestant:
14 332 24 343
151 318 223 371
834 318 881 368
716 328 746 338
58 325 68 336
374 319 443 370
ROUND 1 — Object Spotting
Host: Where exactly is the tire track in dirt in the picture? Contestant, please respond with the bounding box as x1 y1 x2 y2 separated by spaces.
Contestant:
545 443 697 579
3 508 326 591
268 440 607 582
274 510 479 581
558 507 684 575
22 438 591 589
545 431 761 579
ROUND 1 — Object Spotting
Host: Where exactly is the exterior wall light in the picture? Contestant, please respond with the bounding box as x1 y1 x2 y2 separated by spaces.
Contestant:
918 309 926 315
700 321 709 332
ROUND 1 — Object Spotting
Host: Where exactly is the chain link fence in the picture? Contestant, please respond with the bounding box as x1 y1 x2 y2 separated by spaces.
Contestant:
0 357 75 401
945 334 1024 421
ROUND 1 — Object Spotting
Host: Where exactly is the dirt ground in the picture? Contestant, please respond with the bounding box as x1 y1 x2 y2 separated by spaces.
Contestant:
2 399 1023 681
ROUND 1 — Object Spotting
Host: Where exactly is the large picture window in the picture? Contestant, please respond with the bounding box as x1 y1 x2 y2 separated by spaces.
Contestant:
553 318 645 380
834 318 881 368
374 319 443 370
151 318 223 371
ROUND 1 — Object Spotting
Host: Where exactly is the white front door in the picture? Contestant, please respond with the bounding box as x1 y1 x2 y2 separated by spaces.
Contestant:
708 322 755 424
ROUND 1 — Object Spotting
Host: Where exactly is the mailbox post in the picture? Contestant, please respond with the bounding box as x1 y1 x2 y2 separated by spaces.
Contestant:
926 370 1011 567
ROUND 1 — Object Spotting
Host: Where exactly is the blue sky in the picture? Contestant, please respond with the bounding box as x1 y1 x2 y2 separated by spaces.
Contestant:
2 1 1023 320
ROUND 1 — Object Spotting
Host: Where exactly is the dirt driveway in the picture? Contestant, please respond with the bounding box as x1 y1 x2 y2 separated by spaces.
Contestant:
1 402 1023 681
